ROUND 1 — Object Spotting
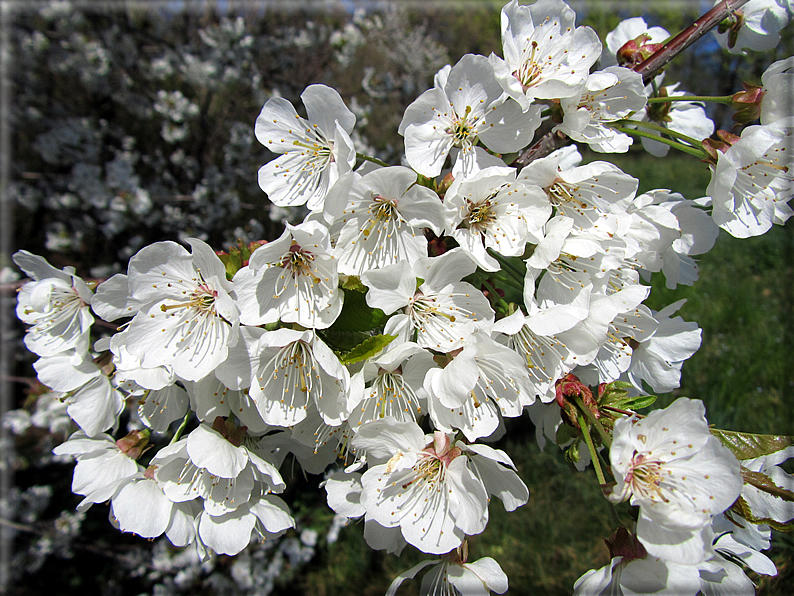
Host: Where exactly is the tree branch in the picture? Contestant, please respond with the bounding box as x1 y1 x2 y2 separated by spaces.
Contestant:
635 0 751 84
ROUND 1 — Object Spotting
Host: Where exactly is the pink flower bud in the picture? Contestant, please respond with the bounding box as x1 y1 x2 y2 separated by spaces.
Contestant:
731 82 764 124
616 34 664 67
115 429 151 460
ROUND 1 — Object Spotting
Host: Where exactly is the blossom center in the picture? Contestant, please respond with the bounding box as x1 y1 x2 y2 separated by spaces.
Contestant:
280 242 316 278
160 283 218 315
625 453 666 502
513 40 543 91
464 194 498 234
446 105 478 149
545 180 589 215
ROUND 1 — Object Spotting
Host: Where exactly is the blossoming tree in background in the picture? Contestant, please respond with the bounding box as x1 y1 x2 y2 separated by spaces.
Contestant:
5 0 794 594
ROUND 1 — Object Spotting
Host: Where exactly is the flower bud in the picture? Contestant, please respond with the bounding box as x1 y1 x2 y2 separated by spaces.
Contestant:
702 129 740 163
212 415 248 447
731 82 764 124
555 373 598 428
115 429 151 460
717 10 745 50
616 34 665 67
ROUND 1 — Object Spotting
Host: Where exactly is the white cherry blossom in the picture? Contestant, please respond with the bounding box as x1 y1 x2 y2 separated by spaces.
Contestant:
52 431 143 511
490 0 602 107
255 84 356 210
244 328 350 427
34 351 124 437
708 117 794 238
555 66 647 153
609 398 742 530
361 249 494 352
517 150 639 235
348 341 435 429
399 53 540 178
627 299 702 394
712 0 792 54
327 166 445 275
443 166 551 271
425 333 533 441
761 57 794 124
354 419 527 555
13 251 94 358
153 418 285 520
387 544 509 596
234 220 342 329
123 238 239 382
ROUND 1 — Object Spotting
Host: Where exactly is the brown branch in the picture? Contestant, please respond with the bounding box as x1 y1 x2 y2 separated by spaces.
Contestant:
512 0 751 167
635 0 751 84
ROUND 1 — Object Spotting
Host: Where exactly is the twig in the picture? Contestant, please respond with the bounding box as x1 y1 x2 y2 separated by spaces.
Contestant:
635 0 751 85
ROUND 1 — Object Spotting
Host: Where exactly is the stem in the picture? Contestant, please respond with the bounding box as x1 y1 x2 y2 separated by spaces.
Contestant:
577 412 607 486
611 125 708 159
572 395 612 448
620 119 704 147
356 152 390 168
170 411 191 445
482 278 511 314
635 0 752 85
646 95 733 105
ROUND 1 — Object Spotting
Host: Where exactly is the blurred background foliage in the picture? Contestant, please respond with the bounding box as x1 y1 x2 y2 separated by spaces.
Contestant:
2 1 793 594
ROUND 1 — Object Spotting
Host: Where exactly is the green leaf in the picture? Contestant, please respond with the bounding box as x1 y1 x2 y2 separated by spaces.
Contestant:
598 381 633 405
741 468 794 502
318 329 371 352
711 429 794 461
732 497 794 532
613 394 658 411
330 288 386 333
340 334 397 366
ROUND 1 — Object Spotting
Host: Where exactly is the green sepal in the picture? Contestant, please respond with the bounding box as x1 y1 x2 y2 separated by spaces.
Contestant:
711 429 794 461
415 174 436 191
731 497 794 532
339 275 368 293
340 334 398 366
564 439 581 465
556 422 580 447
330 288 386 333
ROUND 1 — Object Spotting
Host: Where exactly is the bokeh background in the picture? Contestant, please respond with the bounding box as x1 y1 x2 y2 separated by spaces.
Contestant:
1 1 793 594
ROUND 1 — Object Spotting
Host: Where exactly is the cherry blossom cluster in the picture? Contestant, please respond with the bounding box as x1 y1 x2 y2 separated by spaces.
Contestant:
12 0 794 594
